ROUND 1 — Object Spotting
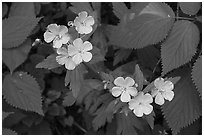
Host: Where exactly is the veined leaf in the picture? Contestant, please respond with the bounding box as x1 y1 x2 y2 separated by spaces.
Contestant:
69 2 93 14
161 20 199 75
109 2 175 49
2 128 17 135
3 72 44 115
161 67 201 134
133 64 145 91
36 54 61 70
3 39 31 73
2 111 14 120
63 92 76 107
179 2 201 15
143 111 155 129
9 2 36 17
191 56 202 97
112 2 129 19
113 49 132 66
3 16 41 49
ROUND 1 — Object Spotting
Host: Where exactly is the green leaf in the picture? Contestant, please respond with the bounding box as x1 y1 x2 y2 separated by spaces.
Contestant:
89 46 105 64
3 72 44 115
9 2 36 17
3 16 41 49
191 56 202 97
2 3 8 18
143 111 155 129
2 128 17 135
179 2 201 15
161 20 199 75
161 67 201 134
36 54 61 70
133 64 145 91
109 2 175 49
3 39 31 73
113 49 132 66
2 111 14 120
112 2 129 19
69 2 93 14
63 92 76 107
116 112 145 135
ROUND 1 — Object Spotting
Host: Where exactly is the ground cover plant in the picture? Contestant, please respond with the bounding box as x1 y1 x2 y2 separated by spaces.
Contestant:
2 2 202 135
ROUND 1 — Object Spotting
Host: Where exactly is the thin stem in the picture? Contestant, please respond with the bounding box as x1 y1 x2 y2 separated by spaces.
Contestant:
175 17 195 21
176 2 179 21
152 58 161 74
73 122 87 133
80 34 86 39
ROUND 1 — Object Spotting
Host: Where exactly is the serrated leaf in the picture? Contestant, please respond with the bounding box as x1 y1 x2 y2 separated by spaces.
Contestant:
109 2 175 49
3 39 31 73
36 54 61 70
9 2 36 17
133 64 145 91
179 2 201 15
2 111 14 120
161 20 199 75
113 49 132 66
161 67 201 134
63 92 76 107
3 16 41 49
191 56 202 97
2 128 17 135
3 72 44 115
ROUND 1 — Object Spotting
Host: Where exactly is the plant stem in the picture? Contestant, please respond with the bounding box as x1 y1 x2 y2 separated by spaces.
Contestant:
152 58 161 74
176 2 179 21
175 17 195 21
73 122 87 133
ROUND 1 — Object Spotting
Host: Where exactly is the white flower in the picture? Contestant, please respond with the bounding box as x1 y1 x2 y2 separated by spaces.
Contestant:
68 38 93 65
151 78 174 105
44 24 70 48
128 92 153 117
73 11 95 34
111 77 138 102
56 46 77 70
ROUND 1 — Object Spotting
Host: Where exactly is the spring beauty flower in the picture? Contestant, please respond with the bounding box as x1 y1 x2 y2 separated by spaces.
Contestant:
128 92 153 117
111 77 138 102
68 38 93 65
44 24 70 48
56 46 77 70
73 11 95 34
151 78 174 105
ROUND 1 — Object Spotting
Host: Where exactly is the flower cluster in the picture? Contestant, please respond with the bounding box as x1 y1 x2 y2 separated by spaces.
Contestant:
43 11 95 70
110 76 174 117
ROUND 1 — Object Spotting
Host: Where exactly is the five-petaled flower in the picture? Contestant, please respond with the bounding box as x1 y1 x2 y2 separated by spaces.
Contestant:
44 24 70 48
151 78 174 105
68 38 93 65
111 77 138 102
128 92 153 117
73 11 95 34
56 46 77 70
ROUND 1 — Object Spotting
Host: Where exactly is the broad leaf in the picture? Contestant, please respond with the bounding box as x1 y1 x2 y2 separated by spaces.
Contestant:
3 72 44 115
2 111 14 120
36 54 61 70
161 67 201 134
161 20 199 75
3 39 31 73
191 56 202 97
143 111 155 129
112 2 129 19
2 128 17 135
69 2 93 14
9 2 36 17
133 64 145 91
89 46 105 64
109 2 175 49
63 92 76 107
113 49 132 66
179 2 201 15
3 16 41 48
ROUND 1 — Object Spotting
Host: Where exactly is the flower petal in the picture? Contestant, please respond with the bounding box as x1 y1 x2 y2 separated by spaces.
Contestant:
162 90 174 101
114 77 126 87
155 92 165 105
162 80 174 91
128 99 139 110
53 39 63 48
120 91 131 102
84 16 95 26
111 87 122 97
78 11 88 22
65 58 76 70
154 77 164 90
142 104 153 115
59 25 68 35
73 38 83 50
83 41 93 52
44 31 56 43
72 53 83 65
126 87 138 97
124 77 135 87
47 24 60 34
60 34 70 44
56 47 68 55
142 93 153 104
81 52 92 62
68 45 79 56
81 26 93 34
56 55 66 65
133 106 143 117
151 88 159 97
